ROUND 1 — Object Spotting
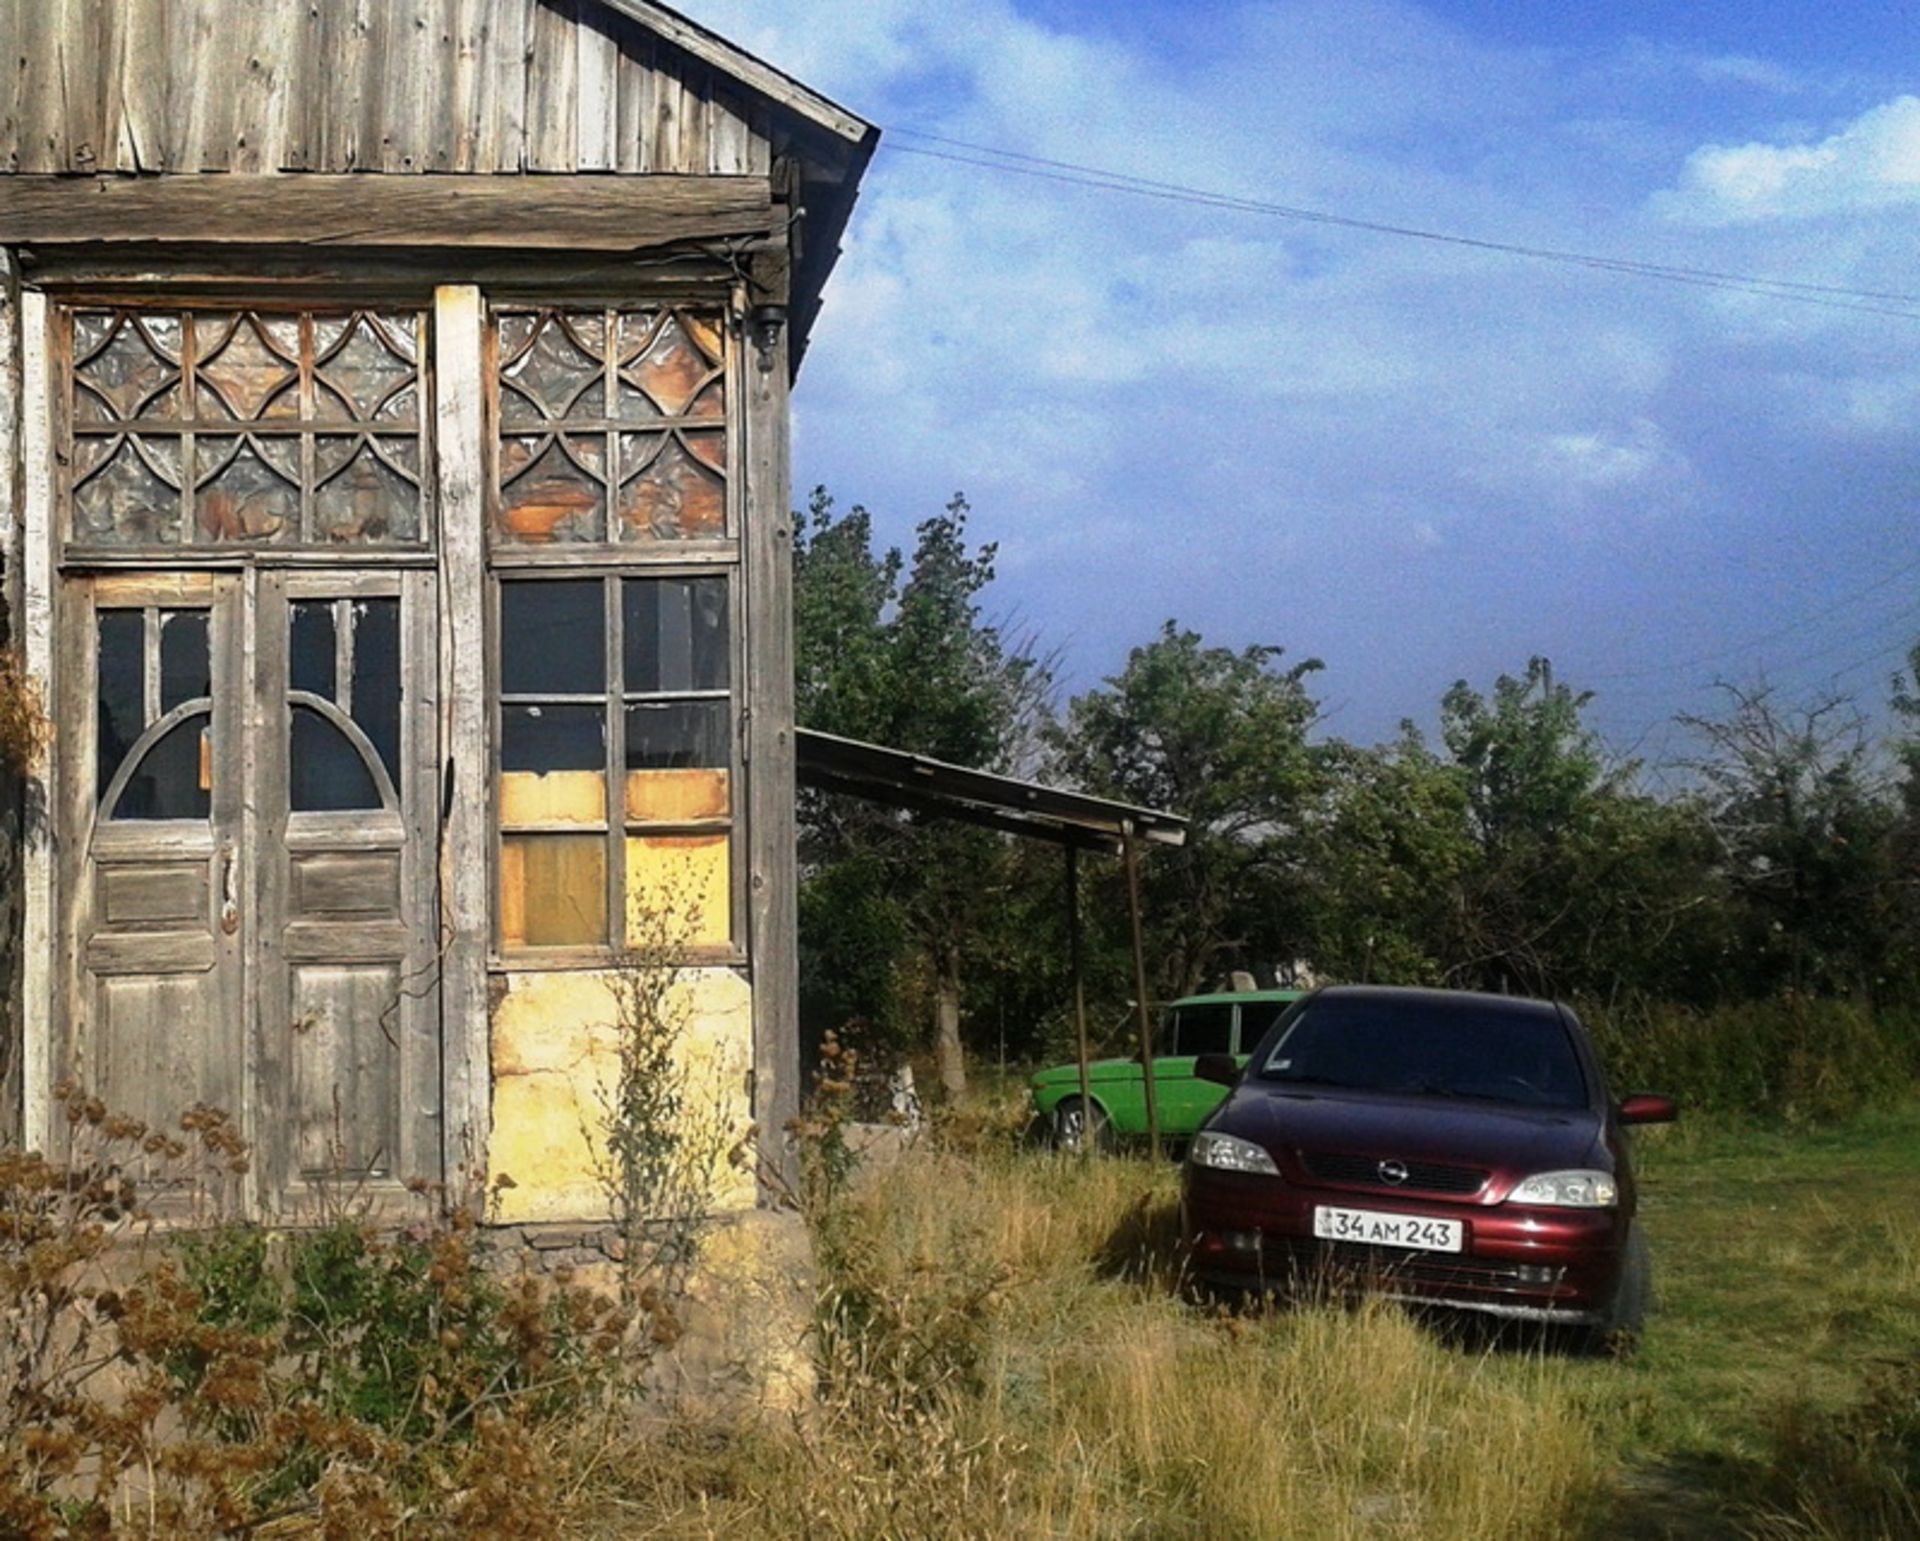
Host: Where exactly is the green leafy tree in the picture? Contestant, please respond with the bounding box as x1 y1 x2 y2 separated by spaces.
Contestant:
1052 622 1324 1001
792 489 1051 1095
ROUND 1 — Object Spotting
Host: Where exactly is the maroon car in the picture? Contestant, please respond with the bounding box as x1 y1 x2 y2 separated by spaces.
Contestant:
1181 985 1675 1348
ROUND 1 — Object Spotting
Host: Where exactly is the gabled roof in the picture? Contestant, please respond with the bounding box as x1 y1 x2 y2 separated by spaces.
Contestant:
593 0 874 148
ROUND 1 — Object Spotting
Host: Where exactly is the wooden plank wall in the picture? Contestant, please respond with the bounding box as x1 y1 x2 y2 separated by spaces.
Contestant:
0 0 776 177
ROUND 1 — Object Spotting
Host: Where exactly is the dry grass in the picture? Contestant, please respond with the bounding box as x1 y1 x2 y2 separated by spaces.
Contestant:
572 1145 1608 1538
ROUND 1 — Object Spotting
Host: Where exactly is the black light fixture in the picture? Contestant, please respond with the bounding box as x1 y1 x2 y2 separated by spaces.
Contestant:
749 303 786 372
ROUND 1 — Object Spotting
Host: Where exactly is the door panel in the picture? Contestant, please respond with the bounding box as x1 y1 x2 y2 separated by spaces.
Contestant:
255 571 441 1206
56 574 245 1184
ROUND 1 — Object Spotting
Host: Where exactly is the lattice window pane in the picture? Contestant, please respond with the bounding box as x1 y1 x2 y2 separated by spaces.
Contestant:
62 307 429 549
493 306 729 546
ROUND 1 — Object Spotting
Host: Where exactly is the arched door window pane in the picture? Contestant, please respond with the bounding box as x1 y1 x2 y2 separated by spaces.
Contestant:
112 714 211 821
290 705 382 812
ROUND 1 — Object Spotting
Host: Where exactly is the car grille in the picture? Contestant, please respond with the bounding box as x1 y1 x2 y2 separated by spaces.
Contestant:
1264 1238 1566 1297
1297 1151 1488 1195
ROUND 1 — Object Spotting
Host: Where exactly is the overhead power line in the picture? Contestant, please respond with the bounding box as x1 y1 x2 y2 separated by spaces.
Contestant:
880 128 1920 321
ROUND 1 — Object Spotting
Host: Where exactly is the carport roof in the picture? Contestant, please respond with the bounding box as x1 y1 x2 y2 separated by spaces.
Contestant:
796 729 1188 854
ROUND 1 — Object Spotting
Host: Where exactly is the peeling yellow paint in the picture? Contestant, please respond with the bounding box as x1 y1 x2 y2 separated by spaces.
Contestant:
625 834 730 946
489 966 755 1223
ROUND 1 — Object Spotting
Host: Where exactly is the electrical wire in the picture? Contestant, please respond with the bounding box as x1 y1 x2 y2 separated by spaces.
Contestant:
879 129 1920 321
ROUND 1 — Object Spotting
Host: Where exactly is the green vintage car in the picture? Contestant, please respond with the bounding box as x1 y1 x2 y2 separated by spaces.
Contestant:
1030 989 1304 1150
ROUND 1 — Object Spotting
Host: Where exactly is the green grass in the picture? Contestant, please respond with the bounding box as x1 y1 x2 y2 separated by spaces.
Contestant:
1561 1105 1920 1535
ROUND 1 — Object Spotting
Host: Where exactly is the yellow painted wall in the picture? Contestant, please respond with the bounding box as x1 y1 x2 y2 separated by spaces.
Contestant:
489 965 756 1223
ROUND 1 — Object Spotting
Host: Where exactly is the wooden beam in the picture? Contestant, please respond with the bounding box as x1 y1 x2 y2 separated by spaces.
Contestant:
433 284 491 1200
18 287 50 1153
0 173 775 250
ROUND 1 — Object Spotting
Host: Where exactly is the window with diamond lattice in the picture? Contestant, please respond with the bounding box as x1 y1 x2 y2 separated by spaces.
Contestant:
63 308 429 549
492 308 729 545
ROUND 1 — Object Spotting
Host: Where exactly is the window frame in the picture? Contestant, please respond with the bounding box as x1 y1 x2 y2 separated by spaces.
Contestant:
487 565 745 967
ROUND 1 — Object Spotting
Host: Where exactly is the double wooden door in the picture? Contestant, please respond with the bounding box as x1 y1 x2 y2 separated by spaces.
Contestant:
55 568 441 1212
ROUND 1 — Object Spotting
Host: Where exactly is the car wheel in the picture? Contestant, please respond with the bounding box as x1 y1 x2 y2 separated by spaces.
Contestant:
1052 1097 1112 1153
1586 1222 1651 1356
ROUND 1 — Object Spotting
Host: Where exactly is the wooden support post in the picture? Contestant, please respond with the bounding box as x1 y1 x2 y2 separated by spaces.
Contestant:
1067 841 1092 1158
433 284 490 1198
18 286 51 1154
1123 824 1160 1163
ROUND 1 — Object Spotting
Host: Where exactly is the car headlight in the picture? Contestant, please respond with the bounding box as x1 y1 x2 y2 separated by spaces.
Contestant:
1507 1170 1618 1208
1189 1132 1280 1176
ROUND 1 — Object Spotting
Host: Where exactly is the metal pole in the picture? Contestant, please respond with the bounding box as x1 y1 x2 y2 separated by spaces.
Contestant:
1122 824 1161 1162
1067 841 1092 1158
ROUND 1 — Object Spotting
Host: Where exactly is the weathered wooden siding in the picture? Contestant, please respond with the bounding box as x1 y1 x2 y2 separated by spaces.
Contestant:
0 0 777 177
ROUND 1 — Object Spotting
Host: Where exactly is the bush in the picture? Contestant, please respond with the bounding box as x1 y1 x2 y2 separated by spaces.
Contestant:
1584 997 1920 1121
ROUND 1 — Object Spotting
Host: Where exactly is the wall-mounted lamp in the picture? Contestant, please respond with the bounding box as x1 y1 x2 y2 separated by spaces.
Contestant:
749 303 787 373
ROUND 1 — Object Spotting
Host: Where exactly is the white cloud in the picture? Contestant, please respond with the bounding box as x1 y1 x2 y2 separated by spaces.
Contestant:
1656 95 1920 223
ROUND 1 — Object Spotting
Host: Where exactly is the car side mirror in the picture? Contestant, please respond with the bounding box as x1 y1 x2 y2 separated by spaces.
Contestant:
1193 1053 1240 1087
1618 1093 1678 1125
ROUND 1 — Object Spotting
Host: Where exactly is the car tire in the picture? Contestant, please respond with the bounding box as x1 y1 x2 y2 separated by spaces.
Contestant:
1052 1097 1112 1154
1586 1222 1651 1356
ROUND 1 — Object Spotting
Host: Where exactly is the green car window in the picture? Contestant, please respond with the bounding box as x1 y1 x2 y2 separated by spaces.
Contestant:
1171 1003 1234 1057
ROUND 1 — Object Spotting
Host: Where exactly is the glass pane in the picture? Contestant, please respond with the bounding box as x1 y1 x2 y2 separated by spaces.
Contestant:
195 313 298 421
500 582 605 694
497 435 605 543
625 701 729 770
500 312 604 421
113 715 210 821
96 610 145 802
501 834 606 947
158 611 210 711
319 315 416 422
73 314 182 422
314 437 421 543
623 577 728 693
72 438 184 545
615 434 725 540
290 706 381 812
195 437 296 543
503 703 605 771
1173 1005 1234 1058
626 834 729 946
501 703 606 828
621 311 720 416
289 601 337 698
351 598 402 787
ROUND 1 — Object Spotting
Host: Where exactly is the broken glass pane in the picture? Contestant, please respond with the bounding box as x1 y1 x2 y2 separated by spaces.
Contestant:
96 610 145 802
159 611 210 712
500 582 605 694
114 713 210 820
290 705 381 812
623 577 728 693
351 598 402 787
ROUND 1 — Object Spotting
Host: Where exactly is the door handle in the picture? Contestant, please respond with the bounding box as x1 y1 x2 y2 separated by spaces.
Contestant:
219 843 240 935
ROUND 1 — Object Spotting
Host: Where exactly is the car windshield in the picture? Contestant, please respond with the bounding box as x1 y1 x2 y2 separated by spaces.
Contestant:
1258 996 1588 1109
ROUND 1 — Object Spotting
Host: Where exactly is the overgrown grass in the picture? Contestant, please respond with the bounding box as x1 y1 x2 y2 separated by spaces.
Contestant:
1585 997 1920 1123
587 1147 1610 1537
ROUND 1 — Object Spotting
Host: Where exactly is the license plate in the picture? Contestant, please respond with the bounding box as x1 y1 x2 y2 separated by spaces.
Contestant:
1313 1205 1464 1253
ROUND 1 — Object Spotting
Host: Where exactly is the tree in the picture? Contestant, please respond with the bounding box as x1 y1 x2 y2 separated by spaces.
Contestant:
1052 623 1324 1000
792 489 1051 1095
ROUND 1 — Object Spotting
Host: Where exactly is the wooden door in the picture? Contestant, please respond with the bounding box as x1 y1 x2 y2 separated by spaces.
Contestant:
55 573 247 1169
254 570 441 1209
56 569 442 1213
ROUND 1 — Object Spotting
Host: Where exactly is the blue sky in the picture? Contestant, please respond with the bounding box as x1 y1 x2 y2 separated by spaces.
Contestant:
681 0 1919 761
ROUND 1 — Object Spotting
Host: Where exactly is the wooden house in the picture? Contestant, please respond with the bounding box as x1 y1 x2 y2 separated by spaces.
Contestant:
0 0 876 1229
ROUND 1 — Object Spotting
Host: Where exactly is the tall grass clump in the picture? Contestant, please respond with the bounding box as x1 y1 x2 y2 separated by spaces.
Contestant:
606 1139 1612 1538
1743 1353 1920 1539
1586 996 1920 1122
